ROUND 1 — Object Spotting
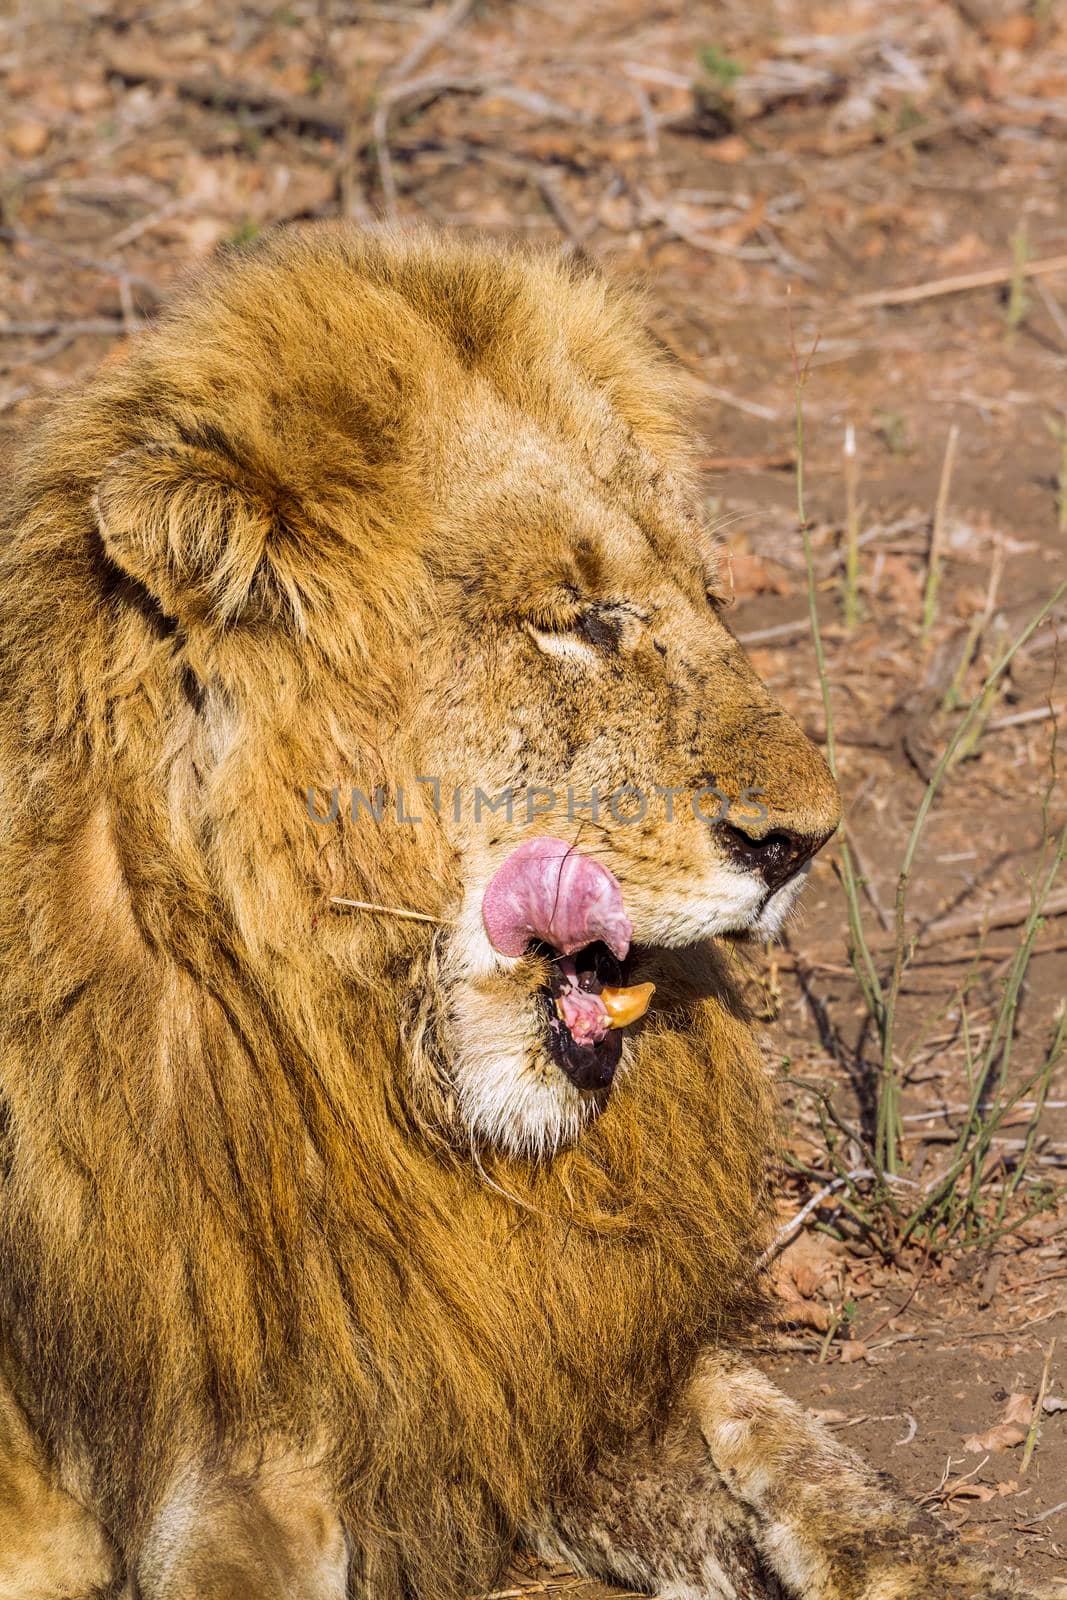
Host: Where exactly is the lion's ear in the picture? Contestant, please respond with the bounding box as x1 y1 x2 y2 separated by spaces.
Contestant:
95 442 307 630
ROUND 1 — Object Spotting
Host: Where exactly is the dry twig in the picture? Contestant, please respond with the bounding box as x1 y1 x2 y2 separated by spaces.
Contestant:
373 0 481 217
854 253 1067 311
330 897 449 926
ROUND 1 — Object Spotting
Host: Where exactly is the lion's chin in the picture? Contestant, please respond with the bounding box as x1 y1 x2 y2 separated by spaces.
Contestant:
450 1024 621 1159
748 862 812 941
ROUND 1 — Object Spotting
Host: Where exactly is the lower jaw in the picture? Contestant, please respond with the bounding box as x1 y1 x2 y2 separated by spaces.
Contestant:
541 1001 624 1091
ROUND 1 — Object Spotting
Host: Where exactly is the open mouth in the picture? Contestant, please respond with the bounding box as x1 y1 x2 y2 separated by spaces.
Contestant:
533 939 653 1091
482 838 656 1093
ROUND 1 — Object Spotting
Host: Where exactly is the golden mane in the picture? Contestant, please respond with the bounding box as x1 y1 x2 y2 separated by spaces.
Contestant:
0 228 774 1598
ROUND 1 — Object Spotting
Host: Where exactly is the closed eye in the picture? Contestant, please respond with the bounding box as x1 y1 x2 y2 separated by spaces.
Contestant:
525 621 600 663
525 601 647 661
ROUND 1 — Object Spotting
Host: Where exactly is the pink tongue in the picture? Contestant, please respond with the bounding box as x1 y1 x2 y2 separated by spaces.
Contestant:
554 956 609 1044
481 837 632 960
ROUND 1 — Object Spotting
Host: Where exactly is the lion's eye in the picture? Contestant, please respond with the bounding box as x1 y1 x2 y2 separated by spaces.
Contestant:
706 586 732 615
576 610 622 650
525 619 600 663
524 603 643 661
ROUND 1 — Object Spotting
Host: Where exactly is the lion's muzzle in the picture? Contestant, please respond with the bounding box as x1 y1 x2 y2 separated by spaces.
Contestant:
482 837 655 1090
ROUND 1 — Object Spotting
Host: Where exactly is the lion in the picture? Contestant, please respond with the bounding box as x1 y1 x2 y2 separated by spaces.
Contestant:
0 226 1056 1600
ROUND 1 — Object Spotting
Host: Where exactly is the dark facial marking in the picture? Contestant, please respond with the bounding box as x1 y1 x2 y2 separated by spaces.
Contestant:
578 609 620 652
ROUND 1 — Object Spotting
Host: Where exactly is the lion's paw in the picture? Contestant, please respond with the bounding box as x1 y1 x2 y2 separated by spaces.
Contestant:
845 1549 1060 1600
872 1576 1067 1600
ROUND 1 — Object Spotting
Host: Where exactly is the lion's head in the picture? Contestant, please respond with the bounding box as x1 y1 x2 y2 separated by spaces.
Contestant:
0 227 842 1590
2 226 838 1168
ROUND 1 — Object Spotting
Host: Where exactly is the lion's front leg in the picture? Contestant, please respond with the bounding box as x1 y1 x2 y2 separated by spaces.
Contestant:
525 1389 786 1600
684 1349 1040 1600
528 1348 1056 1600
133 1456 348 1600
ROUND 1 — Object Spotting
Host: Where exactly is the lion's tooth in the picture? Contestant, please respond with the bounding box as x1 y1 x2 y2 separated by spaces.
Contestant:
601 982 655 1029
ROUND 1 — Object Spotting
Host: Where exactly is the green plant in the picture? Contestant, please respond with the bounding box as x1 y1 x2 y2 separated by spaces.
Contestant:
790 346 1067 1256
874 409 910 456
1045 412 1067 535
896 98 923 136
227 219 261 248
920 424 959 645
1006 222 1030 338
698 45 743 87
842 424 861 632
817 1297 858 1362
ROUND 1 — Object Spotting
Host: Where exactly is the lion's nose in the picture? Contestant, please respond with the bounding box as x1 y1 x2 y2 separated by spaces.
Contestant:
714 821 834 893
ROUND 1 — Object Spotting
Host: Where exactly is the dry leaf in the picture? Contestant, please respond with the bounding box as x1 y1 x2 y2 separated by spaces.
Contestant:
840 1341 868 1365
705 135 748 164
70 78 110 114
875 555 922 610
718 195 768 249
775 1295 834 1333
729 550 793 601
945 1480 997 1504
938 232 987 269
985 15 1036 49
963 1393 1033 1453
5 120 49 159
771 1231 843 1332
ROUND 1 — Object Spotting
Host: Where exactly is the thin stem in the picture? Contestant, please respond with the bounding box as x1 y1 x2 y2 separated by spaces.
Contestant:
843 422 861 632
921 424 959 645
880 578 1067 1174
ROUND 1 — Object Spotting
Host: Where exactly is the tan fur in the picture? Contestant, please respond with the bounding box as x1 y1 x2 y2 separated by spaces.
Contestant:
0 227 1046 1600
532 1353 1065 1600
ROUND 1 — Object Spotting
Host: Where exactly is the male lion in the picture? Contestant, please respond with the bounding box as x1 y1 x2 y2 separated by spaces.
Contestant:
0 228 1055 1600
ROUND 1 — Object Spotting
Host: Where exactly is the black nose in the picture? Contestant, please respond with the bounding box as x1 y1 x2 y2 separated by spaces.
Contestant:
714 822 830 893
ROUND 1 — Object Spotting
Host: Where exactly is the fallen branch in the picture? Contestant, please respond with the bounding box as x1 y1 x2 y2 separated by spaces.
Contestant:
453 143 597 255
883 889 1067 949
772 937 1067 972
0 226 160 302
0 316 143 338
987 701 1065 732
853 253 1067 311
738 617 844 646
103 46 350 138
373 69 492 215
1016 1498 1067 1528
697 380 780 423
374 0 482 216
907 936 1067 968
389 0 479 83
756 1169 872 1268
699 450 794 473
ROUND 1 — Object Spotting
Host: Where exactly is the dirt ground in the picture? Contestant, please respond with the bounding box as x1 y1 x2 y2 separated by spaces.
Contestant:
1 0 1066 1593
